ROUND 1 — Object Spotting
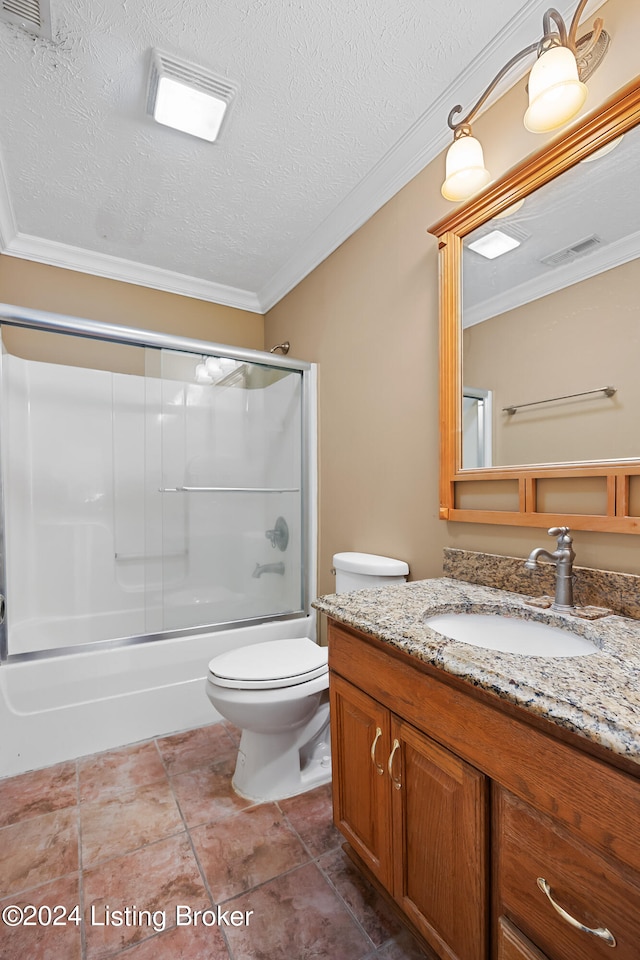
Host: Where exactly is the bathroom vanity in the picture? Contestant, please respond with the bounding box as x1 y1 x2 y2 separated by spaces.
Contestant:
315 579 640 960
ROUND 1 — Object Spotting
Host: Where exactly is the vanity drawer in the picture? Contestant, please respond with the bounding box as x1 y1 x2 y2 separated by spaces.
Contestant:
495 788 640 960
496 917 549 960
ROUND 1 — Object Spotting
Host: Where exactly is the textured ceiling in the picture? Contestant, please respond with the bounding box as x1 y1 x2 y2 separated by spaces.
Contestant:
0 0 593 312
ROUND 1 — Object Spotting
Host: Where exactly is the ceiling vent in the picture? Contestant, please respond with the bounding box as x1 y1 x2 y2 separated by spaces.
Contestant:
540 234 603 267
147 50 237 142
0 0 52 38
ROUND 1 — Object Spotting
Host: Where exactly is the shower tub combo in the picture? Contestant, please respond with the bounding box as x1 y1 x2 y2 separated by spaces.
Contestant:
0 305 317 778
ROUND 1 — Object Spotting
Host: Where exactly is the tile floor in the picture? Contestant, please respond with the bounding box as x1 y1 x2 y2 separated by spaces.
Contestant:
0 721 430 960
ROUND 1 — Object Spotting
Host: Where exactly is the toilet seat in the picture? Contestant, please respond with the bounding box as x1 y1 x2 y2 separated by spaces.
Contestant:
208 637 328 690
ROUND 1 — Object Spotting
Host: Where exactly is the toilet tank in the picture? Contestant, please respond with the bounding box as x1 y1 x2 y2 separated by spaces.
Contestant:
333 552 409 593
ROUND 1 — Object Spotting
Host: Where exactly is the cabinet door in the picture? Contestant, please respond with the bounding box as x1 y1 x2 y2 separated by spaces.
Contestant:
496 917 550 960
391 717 488 960
330 673 393 888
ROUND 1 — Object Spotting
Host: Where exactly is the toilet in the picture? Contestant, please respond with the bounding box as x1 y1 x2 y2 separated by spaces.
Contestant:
205 552 409 802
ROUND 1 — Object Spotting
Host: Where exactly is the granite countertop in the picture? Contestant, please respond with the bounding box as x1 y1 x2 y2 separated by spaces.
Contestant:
314 577 640 766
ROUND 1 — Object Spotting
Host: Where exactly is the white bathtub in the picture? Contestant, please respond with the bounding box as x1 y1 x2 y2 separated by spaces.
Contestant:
0 615 314 778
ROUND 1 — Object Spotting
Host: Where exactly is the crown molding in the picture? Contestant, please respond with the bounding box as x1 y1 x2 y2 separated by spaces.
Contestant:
1 232 262 313
257 0 598 311
0 150 17 251
463 229 640 328
0 1 605 316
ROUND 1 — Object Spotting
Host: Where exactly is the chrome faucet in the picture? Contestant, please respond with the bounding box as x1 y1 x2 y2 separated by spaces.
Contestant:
524 527 576 612
252 561 285 578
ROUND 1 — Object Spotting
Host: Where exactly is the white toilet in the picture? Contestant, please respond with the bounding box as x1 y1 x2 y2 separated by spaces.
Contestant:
205 552 409 802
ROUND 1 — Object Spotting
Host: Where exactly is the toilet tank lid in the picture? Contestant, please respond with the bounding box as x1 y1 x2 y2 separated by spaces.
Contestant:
208 637 327 683
332 552 409 576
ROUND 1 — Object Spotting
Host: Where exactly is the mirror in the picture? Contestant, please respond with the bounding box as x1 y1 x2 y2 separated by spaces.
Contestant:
462 122 640 468
429 76 640 534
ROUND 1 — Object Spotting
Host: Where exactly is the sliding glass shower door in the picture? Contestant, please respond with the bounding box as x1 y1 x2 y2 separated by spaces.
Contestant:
0 315 310 661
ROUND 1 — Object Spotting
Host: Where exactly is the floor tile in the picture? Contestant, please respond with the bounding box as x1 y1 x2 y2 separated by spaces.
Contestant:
221 721 241 745
170 757 255 828
374 927 433 959
0 761 77 828
0 873 82 960
80 780 185 868
83 834 210 960
156 724 237 777
223 861 372 960
79 742 167 804
190 803 309 902
319 847 403 947
278 782 342 857
104 921 231 959
0 808 78 898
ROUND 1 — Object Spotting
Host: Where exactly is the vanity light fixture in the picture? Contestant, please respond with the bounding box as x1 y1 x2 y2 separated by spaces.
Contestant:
147 50 237 142
441 0 610 202
467 230 521 260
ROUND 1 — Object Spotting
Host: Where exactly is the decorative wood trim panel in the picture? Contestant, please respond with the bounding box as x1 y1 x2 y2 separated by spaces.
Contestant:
429 76 640 534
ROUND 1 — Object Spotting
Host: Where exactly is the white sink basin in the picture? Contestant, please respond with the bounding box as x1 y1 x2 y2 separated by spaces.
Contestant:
425 612 598 657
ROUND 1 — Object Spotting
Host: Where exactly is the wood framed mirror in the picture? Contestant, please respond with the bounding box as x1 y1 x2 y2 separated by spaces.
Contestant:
429 76 640 535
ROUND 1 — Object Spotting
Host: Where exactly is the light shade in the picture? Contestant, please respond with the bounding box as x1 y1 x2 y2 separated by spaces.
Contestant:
441 134 491 202
148 51 237 143
153 77 228 142
524 45 587 133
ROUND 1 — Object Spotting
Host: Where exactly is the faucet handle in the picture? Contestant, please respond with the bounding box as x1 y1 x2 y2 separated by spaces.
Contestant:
548 526 572 542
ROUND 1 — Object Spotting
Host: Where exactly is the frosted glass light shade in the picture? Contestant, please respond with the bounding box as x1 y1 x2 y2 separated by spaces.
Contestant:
524 46 587 133
154 76 228 141
441 135 491 202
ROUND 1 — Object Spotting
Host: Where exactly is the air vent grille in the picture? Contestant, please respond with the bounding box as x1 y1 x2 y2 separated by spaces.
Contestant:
540 234 603 267
0 0 51 37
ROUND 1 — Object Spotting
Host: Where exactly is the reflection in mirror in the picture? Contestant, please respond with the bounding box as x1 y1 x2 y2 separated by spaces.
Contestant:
461 121 640 468
462 387 493 468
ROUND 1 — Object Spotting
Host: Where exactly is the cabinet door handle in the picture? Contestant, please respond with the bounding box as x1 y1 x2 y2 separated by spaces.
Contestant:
370 727 384 776
388 738 402 790
536 878 616 947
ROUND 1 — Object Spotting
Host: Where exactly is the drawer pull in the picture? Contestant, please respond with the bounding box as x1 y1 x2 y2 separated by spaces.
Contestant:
388 738 402 790
370 727 384 776
536 878 616 947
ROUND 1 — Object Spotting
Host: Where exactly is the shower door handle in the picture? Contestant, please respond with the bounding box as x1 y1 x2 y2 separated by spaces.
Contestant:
0 595 5 624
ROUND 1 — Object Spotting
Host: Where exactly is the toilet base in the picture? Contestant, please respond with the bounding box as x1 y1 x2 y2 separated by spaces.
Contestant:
231 698 331 802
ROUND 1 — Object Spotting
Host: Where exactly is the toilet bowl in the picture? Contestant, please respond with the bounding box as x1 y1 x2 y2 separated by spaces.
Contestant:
206 636 331 802
205 552 408 803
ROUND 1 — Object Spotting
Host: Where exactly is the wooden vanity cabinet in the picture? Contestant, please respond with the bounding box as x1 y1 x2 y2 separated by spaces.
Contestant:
327 619 640 960
330 662 488 960
495 788 640 960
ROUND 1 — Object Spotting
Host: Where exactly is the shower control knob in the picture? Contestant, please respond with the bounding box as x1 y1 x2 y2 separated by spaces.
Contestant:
265 517 289 551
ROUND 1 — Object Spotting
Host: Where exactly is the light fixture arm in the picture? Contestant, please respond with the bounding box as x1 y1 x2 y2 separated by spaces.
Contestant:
441 0 610 203
446 2 606 136
542 8 567 47
447 40 539 134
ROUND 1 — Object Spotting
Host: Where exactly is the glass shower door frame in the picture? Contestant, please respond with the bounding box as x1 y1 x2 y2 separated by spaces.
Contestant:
0 303 316 663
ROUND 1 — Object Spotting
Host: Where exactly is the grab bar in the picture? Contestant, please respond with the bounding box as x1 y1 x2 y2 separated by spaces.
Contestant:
159 486 300 493
115 551 187 560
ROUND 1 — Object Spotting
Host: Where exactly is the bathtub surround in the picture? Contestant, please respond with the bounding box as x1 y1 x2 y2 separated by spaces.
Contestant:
0 615 316 780
0 721 428 960
0 306 318 780
1 316 310 659
443 547 640 620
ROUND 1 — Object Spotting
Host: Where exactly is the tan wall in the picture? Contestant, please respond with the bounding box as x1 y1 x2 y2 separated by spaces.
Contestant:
0 256 265 364
463 258 640 466
266 0 640 590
